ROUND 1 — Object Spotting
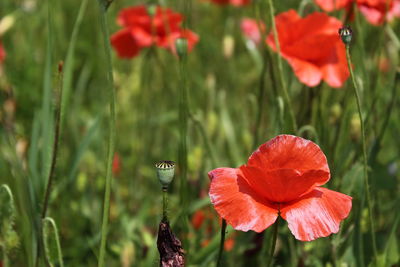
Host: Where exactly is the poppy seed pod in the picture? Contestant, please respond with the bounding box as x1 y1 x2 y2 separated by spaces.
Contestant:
155 161 175 189
175 38 188 59
339 26 352 45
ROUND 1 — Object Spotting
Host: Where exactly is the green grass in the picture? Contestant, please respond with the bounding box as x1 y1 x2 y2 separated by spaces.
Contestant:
0 0 399 266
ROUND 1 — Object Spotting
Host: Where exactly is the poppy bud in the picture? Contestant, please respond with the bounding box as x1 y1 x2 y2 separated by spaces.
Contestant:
338 26 352 45
155 160 175 189
147 5 157 17
175 38 188 60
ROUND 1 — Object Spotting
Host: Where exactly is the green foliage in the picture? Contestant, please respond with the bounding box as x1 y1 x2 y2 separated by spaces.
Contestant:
0 0 399 266
43 217 64 267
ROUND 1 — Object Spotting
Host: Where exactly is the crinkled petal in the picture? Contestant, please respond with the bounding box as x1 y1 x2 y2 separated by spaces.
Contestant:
240 166 330 202
208 168 279 232
248 135 330 173
110 29 141 58
280 187 352 241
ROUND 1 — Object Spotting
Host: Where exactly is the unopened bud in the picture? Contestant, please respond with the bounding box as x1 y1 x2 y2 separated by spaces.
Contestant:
338 26 352 45
147 5 157 17
155 160 175 189
175 38 188 60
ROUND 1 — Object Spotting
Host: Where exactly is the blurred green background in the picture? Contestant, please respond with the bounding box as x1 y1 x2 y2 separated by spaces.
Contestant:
0 0 399 266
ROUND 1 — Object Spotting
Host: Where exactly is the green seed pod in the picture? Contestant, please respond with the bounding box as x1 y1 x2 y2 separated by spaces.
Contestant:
338 26 353 45
155 161 175 189
175 38 188 60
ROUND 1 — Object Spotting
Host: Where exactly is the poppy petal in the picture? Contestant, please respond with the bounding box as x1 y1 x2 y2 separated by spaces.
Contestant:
280 187 352 241
320 42 349 88
209 168 279 232
131 26 153 47
240 166 330 202
117 5 150 27
314 0 352 12
248 135 330 173
358 4 386 25
110 29 141 58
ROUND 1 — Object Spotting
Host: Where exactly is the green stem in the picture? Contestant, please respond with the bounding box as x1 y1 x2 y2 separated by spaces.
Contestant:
266 0 297 133
178 49 189 233
97 1 117 266
216 219 227 267
252 3 268 149
345 46 377 262
162 188 168 222
266 216 280 267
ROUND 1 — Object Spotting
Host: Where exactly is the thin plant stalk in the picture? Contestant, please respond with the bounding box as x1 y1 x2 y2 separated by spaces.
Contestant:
162 188 168 222
216 219 227 267
266 216 280 267
35 63 63 267
177 47 190 239
345 45 378 262
252 1 268 148
188 113 226 266
96 1 117 266
266 0 297 133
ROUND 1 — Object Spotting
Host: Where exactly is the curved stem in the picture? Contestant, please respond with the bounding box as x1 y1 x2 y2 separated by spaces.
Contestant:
345 46 377 262
266 216 280 267
216 219 227 267
97 1 117 266
266 0 297 133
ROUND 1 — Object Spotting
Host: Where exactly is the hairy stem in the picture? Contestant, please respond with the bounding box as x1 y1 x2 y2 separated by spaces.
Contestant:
345 45 377 262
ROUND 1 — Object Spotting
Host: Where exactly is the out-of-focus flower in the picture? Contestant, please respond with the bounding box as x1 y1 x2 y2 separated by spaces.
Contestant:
207 0 250 7
314 0 400 25
314 0 352 12
208 135 352 241
112 153 121 176
266 10 349 88
0 42 5 63
358 0 400 25
241 18 265 44
111 5 199 59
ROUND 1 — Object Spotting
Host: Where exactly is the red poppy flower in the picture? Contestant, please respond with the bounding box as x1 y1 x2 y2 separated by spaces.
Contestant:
357 0 400 25
241 18 265 44
207 0 250 7
208 135 352 241
0 42 5 63
266 10 349 88
314 0 400 25
111 5 198 59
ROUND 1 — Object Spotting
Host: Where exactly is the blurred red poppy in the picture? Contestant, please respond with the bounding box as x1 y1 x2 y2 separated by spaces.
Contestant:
208 135 352 241
112 153 121 176
358 0 400 25
314 0 400 25
0 42 5 63
266 10 349 88
111 5 198 59
207 0 250 7
241 18 265 44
